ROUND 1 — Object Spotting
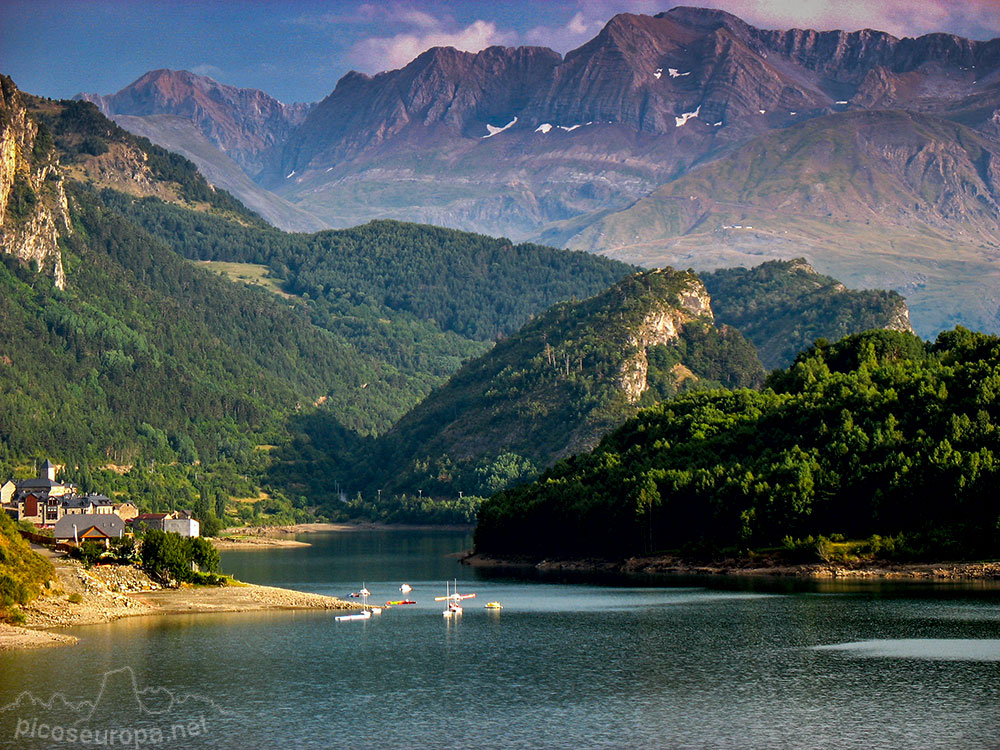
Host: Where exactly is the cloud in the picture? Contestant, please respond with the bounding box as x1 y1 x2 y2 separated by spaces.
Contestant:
350 17 517 72
525 0 1000 50
190 64 227 82
524 12 604 52
660 0 1000 40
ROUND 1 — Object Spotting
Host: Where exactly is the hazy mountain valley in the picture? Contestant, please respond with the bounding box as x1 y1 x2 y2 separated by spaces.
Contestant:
75 6 1000 337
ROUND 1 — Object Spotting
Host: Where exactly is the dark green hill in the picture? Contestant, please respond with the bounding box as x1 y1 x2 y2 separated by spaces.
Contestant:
0 82 428 520
103 194 637 342
363 268 764 501
701 259 913 369
475 328 1000 561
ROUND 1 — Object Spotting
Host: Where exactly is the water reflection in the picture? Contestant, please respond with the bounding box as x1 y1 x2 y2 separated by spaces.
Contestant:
813 638 1000 660
2 530 999 750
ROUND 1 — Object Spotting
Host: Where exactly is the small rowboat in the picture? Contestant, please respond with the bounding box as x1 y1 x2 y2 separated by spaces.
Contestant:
336 610 372 622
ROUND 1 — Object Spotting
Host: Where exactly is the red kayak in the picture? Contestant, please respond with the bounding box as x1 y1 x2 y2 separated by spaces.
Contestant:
386 600 417 605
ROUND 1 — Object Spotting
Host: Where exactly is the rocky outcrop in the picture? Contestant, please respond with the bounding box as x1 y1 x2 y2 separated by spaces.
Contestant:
0 76 69 289
266 45 561 178
617 274 714 403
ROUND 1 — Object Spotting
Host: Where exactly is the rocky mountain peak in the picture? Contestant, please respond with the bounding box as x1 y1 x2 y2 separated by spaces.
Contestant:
75 69 312 174
656 6 756 38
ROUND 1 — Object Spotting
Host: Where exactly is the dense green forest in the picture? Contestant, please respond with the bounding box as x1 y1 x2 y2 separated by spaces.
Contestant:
340 269 764 504
0 86 637 527
476 329 1000 560
701 259 911 370
0 180 404 526
101 192 637 401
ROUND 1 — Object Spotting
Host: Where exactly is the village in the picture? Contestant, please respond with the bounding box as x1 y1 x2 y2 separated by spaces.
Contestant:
1 459 200 547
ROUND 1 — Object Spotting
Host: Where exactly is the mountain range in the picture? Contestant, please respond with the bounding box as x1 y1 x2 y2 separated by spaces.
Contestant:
75 6 1000 337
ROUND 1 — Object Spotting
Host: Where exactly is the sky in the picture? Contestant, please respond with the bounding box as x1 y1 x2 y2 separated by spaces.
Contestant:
2 0 1000 104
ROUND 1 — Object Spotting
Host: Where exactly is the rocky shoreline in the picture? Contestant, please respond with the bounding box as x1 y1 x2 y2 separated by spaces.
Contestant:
461 553 1000 580
0 549 358 652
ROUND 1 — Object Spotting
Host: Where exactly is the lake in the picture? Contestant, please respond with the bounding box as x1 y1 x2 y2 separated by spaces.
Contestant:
2 529 999 749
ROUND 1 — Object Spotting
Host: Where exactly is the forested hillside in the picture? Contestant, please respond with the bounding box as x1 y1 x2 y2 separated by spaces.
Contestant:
0 512 53 623
102 192 637 345
0 81 638 526
476 329 1000 560
701 260 912 369
345 269 764 504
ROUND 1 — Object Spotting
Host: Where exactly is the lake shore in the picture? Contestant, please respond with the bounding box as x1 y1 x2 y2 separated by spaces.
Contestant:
0 549 357 652
461 552 1000 580
220 521 474 538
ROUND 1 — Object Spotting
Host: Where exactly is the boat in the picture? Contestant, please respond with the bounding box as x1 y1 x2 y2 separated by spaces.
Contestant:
485 601 503 610
335 610 372 622
400 583 413 594
437 580 475 617
357 585 383 615
386 600 416 606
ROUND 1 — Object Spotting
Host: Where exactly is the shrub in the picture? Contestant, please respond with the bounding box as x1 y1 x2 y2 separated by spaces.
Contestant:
139 530 189 585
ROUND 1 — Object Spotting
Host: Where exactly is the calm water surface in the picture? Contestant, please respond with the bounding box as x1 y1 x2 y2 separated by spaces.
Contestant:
2 529 999 749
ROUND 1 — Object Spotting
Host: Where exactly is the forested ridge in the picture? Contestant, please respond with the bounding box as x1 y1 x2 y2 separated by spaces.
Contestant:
701 260 911 370
0 181 405 525
101 192 637 383
342 269 765 504
476 329 1000 560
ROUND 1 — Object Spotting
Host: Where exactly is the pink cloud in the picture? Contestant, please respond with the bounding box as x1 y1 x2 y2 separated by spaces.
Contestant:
350 19 518 73
526 0 1000 47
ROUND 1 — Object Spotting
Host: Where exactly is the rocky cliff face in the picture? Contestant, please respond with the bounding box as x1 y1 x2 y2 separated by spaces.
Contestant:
77 69 312 175
0 76 68 289
617 273 714 403
269 45 561 175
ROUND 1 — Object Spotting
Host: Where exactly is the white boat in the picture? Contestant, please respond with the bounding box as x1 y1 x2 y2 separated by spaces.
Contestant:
336 610 372 622
400 583 412 594
339 584 379 619
437 580 474 617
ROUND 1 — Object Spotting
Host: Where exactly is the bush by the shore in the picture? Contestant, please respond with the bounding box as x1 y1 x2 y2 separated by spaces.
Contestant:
0 513 54 622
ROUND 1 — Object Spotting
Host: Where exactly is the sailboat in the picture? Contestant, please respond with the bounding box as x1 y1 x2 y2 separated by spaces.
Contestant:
337 584 378 621
436 580 475 617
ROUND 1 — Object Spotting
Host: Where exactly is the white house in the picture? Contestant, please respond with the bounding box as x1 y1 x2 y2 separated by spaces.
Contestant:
163 517 200 538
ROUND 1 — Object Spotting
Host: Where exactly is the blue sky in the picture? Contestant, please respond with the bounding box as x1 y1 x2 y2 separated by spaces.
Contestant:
3 1 999 104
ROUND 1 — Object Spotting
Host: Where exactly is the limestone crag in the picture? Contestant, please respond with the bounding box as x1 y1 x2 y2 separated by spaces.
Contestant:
617 275 714 403
0 76 69 289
